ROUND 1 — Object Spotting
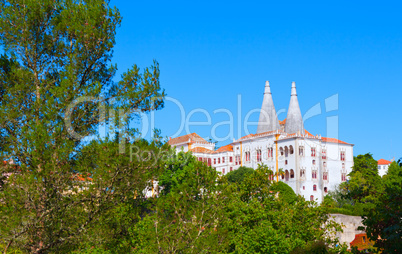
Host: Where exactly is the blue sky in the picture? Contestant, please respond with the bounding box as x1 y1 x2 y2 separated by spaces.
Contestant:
110 0 402 161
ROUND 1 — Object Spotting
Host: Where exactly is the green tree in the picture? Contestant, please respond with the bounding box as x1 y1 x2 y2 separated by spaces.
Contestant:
0 0 165 252
363 161 402 253
341 154 383 211
225 166 254 184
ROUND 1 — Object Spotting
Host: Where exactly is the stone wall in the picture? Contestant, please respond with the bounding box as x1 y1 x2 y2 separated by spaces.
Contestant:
329 213 365 248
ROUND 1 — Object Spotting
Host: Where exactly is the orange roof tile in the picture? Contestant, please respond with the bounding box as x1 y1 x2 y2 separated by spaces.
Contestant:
189 147 214 154
168 133 208 145
279 119 286 125
321 137 349 145
239 134 255 140
213 144 233 154
378 159 391 165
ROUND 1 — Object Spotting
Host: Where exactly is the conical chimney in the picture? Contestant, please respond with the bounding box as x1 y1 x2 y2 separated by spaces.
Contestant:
285 82 304 134
257 81 280 133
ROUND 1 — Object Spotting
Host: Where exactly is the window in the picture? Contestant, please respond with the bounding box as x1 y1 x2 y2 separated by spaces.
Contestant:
324 187 328 193
214 158 216 164
245 152 250 162
290 169 294 178
341 173 347 182
313 184 317 191
342 163 345 170
322 149 327 160
323 172 328 180
280 147 284 156
310 195 314 201
340 151 345 161
256 149 262 162
285 146 289 157
290 145 294 154
235 156 238 165
267 147 273 158
230 156 233 163
312 170 317 179
303 186 305 190
323 161 327 169
299 146 304 156
300 169 305 178
378 165 381 170
312 159 316 165
222 157 225 163
208 158 211 166
230 167 233 172
285 170 289 181
198 157 202 161
285 160 288 165
311 148 316 157
218 158 220 164
222 168 225 174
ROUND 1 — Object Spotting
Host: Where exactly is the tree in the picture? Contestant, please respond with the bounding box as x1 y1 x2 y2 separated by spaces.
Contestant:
0 0 165 252
270 181 298 204
225 166 254 184
362 161 402 253
341 154 383 211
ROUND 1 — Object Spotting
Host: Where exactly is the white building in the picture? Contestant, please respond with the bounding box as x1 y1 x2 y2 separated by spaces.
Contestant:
377 159 391 177
168 81 354 204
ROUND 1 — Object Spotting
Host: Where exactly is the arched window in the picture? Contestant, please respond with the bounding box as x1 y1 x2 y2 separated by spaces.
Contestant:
324 187 328 193
290 169 294 178
280 147 284 156
310 195 314 201
285 146 289 157
289 145 294 154
285 170 289 181
313 184 317 191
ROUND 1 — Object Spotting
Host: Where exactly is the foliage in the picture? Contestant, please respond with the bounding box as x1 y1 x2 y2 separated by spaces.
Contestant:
0 0 164 252
362 161 402 253
225 166 254 184
269 181 298 204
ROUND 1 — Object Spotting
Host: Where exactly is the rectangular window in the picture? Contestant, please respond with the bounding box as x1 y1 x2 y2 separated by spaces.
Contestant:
312 170 317 179
312 159 316 165
230 167 233 172
299 146 304 156
222 157 225 163
218 158 220 164
340 151 345 161
222 168 225 174
230 157 233 163
322 149 326 160
311 148 316 157
214 158 216 164
323 172 328 180
341 173 347 182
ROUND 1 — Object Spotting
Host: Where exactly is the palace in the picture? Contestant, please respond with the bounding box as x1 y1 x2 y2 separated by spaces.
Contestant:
168 81 354 203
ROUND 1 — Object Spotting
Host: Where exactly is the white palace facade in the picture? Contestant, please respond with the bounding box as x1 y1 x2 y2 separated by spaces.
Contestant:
168 81 354 203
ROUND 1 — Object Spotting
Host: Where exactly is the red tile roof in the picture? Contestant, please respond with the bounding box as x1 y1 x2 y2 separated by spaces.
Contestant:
168 133 208 145
213 144 233 153
378 159 391 165
279 119 286 125
239 134 255 140
189 147 214 154
321 137 349 144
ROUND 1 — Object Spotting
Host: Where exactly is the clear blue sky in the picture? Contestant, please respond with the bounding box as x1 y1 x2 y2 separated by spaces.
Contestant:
110 0 402 161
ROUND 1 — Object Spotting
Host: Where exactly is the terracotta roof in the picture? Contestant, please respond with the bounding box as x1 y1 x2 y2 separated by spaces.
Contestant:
213 144 233 154
189 147 214 154
321 137 349 145
378 159 391 165
238 134 255 140
279 119 286 125
168 133 208 145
